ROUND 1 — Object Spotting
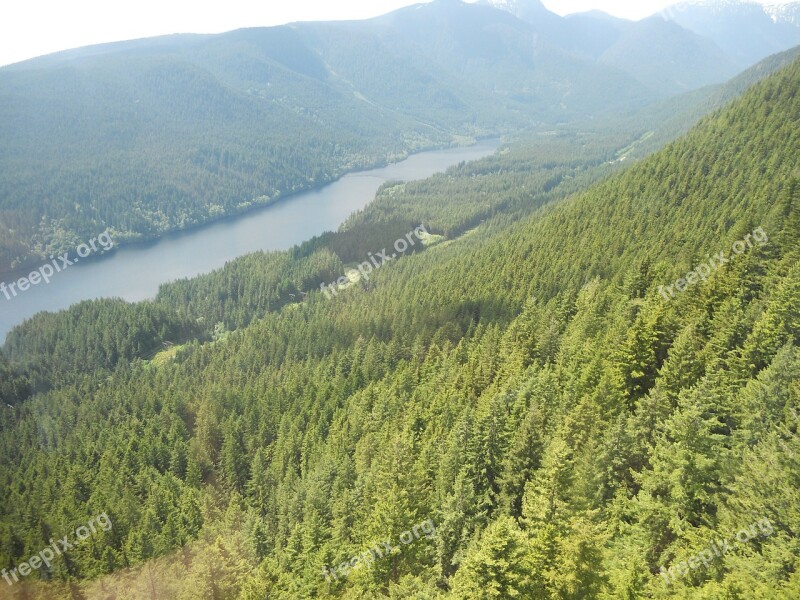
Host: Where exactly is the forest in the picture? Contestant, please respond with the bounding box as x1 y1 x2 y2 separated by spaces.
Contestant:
0 51 799 600
2 0 748 274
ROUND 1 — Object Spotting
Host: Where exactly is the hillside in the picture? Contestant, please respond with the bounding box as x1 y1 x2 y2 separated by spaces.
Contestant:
2 0 771 276
619 43 800 159
485 1 741 93
597 16 738 94
662 0 800 66
0 0 657 275
1 51 798 600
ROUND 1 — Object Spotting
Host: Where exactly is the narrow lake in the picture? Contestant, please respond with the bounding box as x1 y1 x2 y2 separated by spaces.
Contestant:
0 139 499 341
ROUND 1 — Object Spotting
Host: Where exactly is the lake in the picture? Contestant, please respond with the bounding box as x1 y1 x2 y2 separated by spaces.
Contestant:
0 139 499 341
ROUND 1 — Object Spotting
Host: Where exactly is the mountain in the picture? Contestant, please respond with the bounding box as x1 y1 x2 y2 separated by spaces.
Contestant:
1 49 799 599
0 0 671 275
766 1 800 26
0 27 453 271
597 16 739 94
343 0 654 116
480 0 740 92
2 0 771 278
562 10 630 58
488 0 800 85
620 43 800 159
481 0 633 58
479 0 558 23
1 0 791 275
660 0 800 66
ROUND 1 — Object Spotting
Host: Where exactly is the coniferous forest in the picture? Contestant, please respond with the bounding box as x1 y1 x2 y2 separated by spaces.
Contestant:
0 31 799 598
7 0 798 275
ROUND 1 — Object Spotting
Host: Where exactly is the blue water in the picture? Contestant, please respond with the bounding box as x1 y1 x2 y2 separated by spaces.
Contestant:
0 140 499 340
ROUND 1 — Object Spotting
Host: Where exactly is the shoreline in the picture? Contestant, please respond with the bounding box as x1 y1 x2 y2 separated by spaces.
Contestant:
0 137 492 281
0 137 501 342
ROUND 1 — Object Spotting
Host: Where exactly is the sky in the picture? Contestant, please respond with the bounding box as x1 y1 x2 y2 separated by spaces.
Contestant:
0 0 790 67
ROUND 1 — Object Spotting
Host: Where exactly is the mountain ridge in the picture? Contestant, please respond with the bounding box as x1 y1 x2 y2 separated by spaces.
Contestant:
1 0 797 276
0 0 660 274
658 0 800 65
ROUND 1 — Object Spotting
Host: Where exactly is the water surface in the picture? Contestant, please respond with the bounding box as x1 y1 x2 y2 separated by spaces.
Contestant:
0 140 499 340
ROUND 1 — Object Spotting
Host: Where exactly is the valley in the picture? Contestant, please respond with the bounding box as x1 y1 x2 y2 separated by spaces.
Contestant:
1 1 799 599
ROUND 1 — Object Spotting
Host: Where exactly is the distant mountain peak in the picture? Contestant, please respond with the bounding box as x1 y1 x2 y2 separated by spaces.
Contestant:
568 9 622 19
672 0 759 7
482 0 546 10
661 0 778 16
658 0 800 67
662 0 800 23
484 0 515 8
478 0 551 19
666 0 799 14
764 1 800 24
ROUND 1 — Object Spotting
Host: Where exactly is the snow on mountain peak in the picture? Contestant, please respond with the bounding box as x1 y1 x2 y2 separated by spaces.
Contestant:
661 0 800 22
482 0 547 13
485 0 514 8
763 2 800 24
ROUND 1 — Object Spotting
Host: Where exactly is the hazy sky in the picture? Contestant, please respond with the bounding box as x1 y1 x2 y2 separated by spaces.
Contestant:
0 0 789 67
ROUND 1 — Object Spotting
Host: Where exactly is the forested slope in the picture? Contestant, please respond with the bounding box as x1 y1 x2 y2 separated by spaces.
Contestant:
6 0 769 277
0 39 450 271
1 56 799 600
0 0 660 274
623 44 800 160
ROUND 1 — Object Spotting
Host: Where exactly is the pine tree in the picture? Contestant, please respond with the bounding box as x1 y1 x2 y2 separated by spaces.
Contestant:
449 516 538 599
